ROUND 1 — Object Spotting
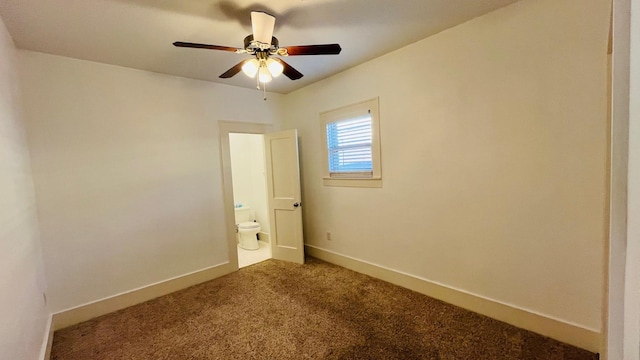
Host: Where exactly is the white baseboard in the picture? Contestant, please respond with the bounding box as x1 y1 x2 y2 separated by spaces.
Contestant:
305 245 601 353
52 261 235 331
39 314 53 360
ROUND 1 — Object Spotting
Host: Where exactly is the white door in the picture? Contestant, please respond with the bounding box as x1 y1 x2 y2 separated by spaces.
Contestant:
264 129 304 264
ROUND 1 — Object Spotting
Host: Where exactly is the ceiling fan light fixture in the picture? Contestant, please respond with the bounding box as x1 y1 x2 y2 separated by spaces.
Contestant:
258 65 273 83
241 59 260 78
266 58 284 78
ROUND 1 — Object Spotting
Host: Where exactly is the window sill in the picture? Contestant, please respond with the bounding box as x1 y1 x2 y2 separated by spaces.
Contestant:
322 177 382 188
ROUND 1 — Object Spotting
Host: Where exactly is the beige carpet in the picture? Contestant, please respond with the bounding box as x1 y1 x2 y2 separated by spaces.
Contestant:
52 257 597 359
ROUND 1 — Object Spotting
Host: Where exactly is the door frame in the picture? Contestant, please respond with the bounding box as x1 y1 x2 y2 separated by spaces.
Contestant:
219 121 273 270
604 0 633 359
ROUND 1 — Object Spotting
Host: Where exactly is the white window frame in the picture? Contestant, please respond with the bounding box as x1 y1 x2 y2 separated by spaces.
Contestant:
320 98 382 188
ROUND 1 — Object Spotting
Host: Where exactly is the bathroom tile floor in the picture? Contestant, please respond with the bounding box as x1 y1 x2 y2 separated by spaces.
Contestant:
238 240 271 268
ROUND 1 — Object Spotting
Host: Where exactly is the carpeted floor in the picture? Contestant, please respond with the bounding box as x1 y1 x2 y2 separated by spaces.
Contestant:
51 257 597 359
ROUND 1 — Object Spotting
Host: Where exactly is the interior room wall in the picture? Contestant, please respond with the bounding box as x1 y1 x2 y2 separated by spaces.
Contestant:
18 51 283 312
229 133 270 236
230 134 254 207
0 17 49 360
281 0 609 333
249 135 270 237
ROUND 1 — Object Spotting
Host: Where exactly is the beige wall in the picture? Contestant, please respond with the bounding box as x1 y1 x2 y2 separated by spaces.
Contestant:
229 133 270 235
282 0 609 332
18 51 284 312
0 17 49 360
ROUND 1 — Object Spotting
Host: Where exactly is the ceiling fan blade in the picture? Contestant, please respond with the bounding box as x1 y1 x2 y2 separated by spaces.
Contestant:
219 59 250 78
283 44 342 56
273 58 303 80
173 41 241 53
251 11 275 45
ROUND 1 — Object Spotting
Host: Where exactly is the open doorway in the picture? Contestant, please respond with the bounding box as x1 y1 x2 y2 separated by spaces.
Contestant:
228 133 272 267
220 121 305 269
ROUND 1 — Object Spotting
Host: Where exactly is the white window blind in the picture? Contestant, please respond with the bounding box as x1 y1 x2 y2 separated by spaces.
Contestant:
326 112 373 177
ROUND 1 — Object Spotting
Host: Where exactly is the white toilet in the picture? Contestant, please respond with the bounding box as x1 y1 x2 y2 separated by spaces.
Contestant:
234 207 261 250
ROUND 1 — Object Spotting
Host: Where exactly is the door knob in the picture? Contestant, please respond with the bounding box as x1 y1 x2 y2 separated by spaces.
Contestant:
293 202 301 207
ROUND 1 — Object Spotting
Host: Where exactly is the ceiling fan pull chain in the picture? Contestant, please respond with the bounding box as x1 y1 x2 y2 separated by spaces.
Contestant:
263 82 267 101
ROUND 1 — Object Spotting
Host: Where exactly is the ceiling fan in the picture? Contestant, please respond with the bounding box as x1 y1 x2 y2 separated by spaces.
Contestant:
173 11 342 86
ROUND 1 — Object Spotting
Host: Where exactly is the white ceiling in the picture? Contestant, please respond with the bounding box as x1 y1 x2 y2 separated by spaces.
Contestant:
0 0 519 94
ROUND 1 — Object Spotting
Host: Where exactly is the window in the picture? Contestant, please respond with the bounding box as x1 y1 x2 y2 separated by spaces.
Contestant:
320 98 381 187
326 114 372 176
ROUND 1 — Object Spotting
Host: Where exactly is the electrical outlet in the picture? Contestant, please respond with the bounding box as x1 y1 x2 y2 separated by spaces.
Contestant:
326 232 332 241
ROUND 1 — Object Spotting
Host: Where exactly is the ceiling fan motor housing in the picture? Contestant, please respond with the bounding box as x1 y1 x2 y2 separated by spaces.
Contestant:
244 35 279 54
